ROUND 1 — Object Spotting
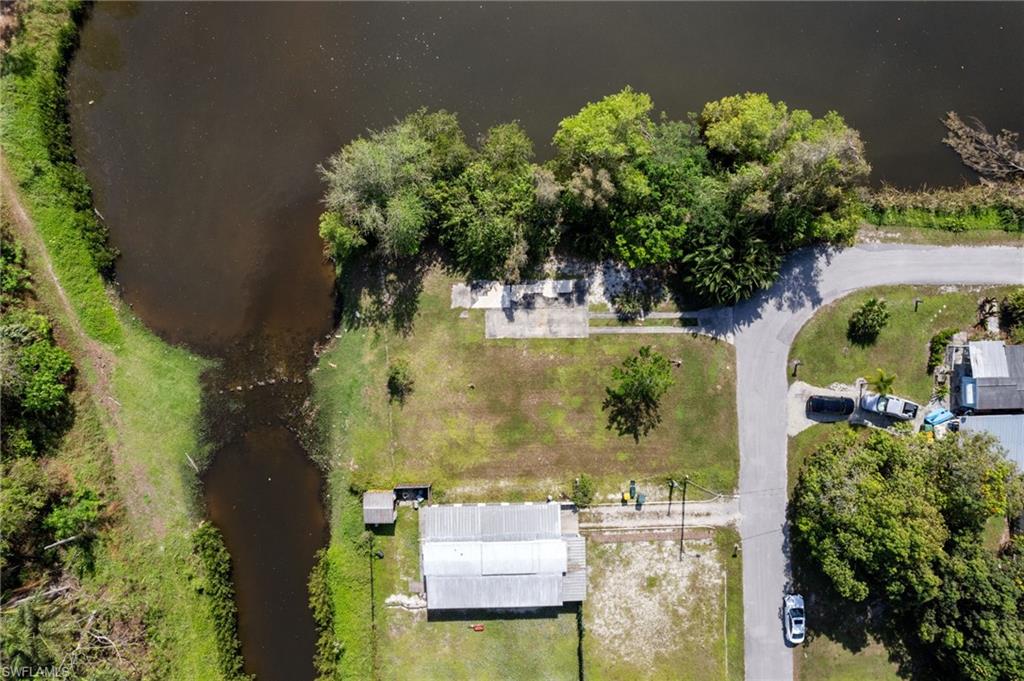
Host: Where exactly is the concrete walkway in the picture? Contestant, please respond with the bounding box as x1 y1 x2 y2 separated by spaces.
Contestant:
731 244 1023 681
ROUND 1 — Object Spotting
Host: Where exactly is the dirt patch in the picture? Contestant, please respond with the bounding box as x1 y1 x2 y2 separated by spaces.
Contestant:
587 539 722 667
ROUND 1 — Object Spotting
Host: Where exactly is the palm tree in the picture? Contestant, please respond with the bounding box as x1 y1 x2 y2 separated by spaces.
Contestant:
870 368 897 395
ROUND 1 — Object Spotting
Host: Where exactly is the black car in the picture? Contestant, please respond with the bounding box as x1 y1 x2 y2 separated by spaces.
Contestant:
806 395 855 417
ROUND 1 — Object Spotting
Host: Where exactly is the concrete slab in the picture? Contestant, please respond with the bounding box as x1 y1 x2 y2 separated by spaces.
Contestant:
485 307 589 339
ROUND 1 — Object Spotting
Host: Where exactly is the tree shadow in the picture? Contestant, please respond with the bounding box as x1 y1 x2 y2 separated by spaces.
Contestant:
336 251 432 337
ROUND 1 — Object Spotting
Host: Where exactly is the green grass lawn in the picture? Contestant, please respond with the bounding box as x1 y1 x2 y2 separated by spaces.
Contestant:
313 268 738 500
789 285 1016 404
583 530 743 681
858 224 1024 247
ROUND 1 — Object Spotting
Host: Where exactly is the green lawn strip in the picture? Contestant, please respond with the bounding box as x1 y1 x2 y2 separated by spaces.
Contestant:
788 425 902 681
789 285 1015 404
715 528 744 681
314 269 738 500
858 224 1023 247
1 2 121 344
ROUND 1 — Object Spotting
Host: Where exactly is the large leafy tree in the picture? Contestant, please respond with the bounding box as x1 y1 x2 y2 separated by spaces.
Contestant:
319 109 470 264
439 123 553 280
793 429 1024 680
602 346 675 442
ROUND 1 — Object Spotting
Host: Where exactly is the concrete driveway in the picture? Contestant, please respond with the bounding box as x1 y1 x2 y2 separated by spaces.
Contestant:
730 244 1023 681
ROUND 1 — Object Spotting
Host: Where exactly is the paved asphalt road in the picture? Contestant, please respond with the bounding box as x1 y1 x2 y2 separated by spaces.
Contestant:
731 244 1023 681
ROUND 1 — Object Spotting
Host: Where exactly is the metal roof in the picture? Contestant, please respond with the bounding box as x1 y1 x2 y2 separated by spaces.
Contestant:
419 503 562 542
970 343 1024 412
961 415 1024 471
418 503 585 610
970 341 1010 378
362 491 395 525
424 575 564 610
422 540 567 577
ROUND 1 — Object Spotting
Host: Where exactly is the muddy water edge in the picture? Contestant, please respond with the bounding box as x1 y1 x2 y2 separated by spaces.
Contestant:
66 3 1024 681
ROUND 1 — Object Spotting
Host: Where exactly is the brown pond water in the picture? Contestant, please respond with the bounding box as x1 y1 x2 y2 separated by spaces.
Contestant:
68 2 1023 679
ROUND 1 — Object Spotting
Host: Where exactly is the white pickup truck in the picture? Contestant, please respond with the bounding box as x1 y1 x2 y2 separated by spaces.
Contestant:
860 393 920 421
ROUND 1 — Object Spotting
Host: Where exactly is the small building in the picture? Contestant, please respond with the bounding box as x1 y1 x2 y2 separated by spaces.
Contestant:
362 490 397 526
418 502 586 611
394 483 431 503
958 341 1024 414
961 414 1024 471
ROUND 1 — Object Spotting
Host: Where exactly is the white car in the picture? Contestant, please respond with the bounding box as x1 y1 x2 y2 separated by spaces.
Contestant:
860 392 920 421
784 594 806 645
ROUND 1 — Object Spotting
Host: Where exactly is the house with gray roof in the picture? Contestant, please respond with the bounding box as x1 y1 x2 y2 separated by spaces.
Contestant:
959 341 1024 414
418 502 586 610
362 490 397 526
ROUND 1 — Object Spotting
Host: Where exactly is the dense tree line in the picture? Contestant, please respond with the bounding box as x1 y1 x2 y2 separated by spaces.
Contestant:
319 89 869 304
792 429 1024 680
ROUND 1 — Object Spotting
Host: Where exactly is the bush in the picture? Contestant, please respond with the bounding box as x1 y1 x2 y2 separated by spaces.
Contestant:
308 549 342 680
191 522 248 681
572 474 596 508
847 297 889 345
386 359 414 404
866 183 1024 232
1002 288 1024 333
928 328 958 374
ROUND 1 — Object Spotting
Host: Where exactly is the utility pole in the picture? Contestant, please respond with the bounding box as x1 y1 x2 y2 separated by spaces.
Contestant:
679 475 689 560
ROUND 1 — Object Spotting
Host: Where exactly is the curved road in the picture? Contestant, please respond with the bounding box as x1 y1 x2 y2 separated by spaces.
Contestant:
732 244 1024 681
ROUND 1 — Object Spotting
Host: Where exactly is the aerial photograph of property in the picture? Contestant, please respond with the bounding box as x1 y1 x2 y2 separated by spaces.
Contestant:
1 2 1023 680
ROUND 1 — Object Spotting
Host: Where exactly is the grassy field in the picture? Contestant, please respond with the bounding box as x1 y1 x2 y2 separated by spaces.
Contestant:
858 223 1024 247
788 425 903 681
1 3 226 677
583 530 743 681
313 269 739 501
789 285 1016 404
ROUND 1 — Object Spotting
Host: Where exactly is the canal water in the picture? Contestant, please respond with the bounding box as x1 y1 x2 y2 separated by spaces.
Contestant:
68 2 1023 679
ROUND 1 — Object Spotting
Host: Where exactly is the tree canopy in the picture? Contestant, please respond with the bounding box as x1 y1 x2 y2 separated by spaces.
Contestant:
320 90 872 303
602 345 675 442
792 428 1024 680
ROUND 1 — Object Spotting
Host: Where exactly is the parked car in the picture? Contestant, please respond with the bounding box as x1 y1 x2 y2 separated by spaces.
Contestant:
784 594 806 645
806 395 855 417
860 393 920 421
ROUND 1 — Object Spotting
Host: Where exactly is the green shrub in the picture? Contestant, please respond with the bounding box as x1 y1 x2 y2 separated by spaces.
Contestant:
847 297 889 345
386 359 414 404
308 549 342 680
571 474 596 508
1002 288 1024 333
191 522 249 681
928 328 958 374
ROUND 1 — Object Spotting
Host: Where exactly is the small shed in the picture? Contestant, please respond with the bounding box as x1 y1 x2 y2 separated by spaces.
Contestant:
363 490 397 526
394 483 432 503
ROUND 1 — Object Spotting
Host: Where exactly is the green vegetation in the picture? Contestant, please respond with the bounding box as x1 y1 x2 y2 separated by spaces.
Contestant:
1 3 225 678
571 472 596 508
602 345 675 442
846 297 889 345
192 523 248 680
386 358 414 405
791 428 1024 680
320 89 869 304
789 286 1015 403
313 269 737 498
1 1 119 342
928 328 958 374
1002 288 1024 342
